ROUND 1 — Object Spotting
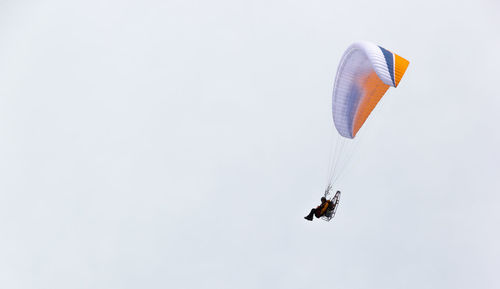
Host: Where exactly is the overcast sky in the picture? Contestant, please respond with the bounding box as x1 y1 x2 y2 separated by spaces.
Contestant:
1 0 500 288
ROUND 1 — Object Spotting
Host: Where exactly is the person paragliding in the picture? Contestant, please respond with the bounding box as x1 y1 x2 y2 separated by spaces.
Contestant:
304 190 341 221
304 41 409 222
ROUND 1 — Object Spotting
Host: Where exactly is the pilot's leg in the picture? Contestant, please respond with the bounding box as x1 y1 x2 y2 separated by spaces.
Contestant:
304 208 316 221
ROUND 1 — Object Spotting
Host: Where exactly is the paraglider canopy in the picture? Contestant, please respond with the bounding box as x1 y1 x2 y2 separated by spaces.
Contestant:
324 41 409 189
332 42 409 139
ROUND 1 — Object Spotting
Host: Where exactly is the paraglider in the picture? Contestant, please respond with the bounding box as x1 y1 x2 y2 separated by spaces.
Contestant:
304 187 341 221
306 41 409 222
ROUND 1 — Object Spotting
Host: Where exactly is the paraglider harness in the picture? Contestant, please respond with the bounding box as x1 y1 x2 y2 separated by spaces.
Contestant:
320 185 341 222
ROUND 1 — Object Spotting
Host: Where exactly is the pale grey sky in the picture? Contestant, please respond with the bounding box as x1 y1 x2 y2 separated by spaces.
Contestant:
0 0 499 288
